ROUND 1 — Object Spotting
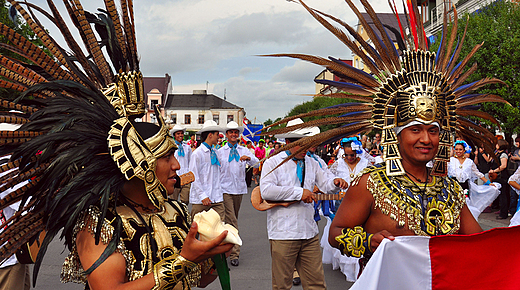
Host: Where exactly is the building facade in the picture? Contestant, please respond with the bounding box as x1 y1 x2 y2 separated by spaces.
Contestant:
164 90 245 133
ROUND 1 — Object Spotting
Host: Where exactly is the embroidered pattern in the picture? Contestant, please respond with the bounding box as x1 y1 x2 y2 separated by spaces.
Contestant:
359 163 465 236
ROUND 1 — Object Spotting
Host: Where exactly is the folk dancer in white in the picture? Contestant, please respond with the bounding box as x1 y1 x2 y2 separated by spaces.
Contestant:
217 121 259 267
171 124 192 204
260 118 347 290
189 120 226 220
448 140 498 221
322 137 370 282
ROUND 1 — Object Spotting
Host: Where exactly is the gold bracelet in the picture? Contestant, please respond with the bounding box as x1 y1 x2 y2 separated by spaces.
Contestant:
335 226 373 258
152 254 198 290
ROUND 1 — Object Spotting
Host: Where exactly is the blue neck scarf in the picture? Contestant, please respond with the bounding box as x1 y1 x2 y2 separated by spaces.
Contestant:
203 142 220 166
286 150 305 185
175 140 185 157
228 143 240 162
306 151 322 168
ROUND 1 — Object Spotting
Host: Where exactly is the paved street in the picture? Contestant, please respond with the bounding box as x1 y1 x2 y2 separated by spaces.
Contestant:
32 186 511 289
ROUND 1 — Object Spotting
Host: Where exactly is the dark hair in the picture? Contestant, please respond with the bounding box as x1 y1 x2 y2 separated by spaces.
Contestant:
498 139 508 151
133 122 159 139
515 136 520 143
246 141 252 145
201 131 218 143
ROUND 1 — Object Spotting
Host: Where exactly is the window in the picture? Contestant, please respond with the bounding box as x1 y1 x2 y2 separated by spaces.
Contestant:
170 113 177 124
184 114 191 124
150 99 159 108
227 115 234 123
213 114 219 125
198 114 205 124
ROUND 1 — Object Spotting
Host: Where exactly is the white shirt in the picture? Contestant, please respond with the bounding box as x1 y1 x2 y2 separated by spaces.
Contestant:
0 156 26 267
174 141 192 176
448 157 484 183
330 157 370 186
217 143 259 195
260 152 340 240
189 145 223 204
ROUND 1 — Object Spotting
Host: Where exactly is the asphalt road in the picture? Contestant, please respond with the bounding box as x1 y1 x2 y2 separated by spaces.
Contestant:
31 186 509 289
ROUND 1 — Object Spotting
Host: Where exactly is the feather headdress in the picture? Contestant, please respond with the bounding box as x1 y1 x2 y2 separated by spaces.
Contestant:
0 0 175 284
265 0 507 176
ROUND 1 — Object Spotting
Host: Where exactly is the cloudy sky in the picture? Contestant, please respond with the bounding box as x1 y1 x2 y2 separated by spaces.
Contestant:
30 0 396 123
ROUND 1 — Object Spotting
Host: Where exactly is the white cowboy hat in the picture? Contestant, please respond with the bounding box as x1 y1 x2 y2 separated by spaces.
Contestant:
198 120 225 134
170 124 186 136
225 121 244 134
274 118 317 139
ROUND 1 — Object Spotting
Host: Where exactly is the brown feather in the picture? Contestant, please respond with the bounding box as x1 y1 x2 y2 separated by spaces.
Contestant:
0 178 39 211
313 9 386 73
436 3 449 72
104 0 128 60
446 15 468 75
343 0 393 72
450 62 477 88
265 113 371 136
7 1 76 80
319 92 374 102
295 1 384 78
453 77 505 99
360 0 400 71
121 0 138 69
450 42 483 80
46 0 98 83
441 6 458 71
0 25 71 81
67 0 113 84
265 53 379 88
263 105 372 131
0 56 46 83
457 118 497 141
456 109 499 125
0 116 28 125
0 159 20 174
0 101 38 114
265 122 372 175
456 127 497 163
456 94 510 107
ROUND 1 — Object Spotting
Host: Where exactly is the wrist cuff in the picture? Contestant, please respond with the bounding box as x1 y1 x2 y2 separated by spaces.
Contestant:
153 254 198 290
484 180 491 185
335 226 373 258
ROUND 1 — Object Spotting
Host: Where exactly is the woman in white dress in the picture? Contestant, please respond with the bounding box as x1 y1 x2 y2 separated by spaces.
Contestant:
508 167 520 226
321 137 369 282
448 140 499 220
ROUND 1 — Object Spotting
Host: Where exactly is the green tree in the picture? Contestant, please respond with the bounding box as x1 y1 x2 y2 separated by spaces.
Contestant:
430 1 520 144
0 0 47 101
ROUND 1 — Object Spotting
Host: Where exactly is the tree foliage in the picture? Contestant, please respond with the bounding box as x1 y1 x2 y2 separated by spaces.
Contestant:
0 0 46 101
430 1 520 142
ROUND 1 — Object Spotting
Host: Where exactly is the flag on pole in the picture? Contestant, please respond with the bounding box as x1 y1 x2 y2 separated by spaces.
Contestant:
351 226 520 290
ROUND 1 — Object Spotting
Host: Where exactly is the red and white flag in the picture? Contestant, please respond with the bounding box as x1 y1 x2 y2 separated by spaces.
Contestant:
351 226 520 290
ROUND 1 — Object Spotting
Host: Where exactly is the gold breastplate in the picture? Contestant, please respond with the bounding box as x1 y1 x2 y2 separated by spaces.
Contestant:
357 163 465 236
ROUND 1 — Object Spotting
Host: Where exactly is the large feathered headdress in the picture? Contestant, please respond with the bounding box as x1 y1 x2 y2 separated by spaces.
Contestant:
0 0 175 283
264 0 508 176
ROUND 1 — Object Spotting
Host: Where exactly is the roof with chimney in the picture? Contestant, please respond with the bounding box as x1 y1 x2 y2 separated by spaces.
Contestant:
143 74 171 104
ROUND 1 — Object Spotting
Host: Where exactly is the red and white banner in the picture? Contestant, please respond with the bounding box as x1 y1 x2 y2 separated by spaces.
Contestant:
351 226 520 290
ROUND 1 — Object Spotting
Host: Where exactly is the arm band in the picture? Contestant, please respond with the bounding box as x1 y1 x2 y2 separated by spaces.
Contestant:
484 180 491 185
335 226 373 258
153 254 198 290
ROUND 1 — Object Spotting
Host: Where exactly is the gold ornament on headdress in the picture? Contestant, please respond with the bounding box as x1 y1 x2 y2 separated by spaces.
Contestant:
102 71 146 118
108 105 177 209
262 0 508 177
